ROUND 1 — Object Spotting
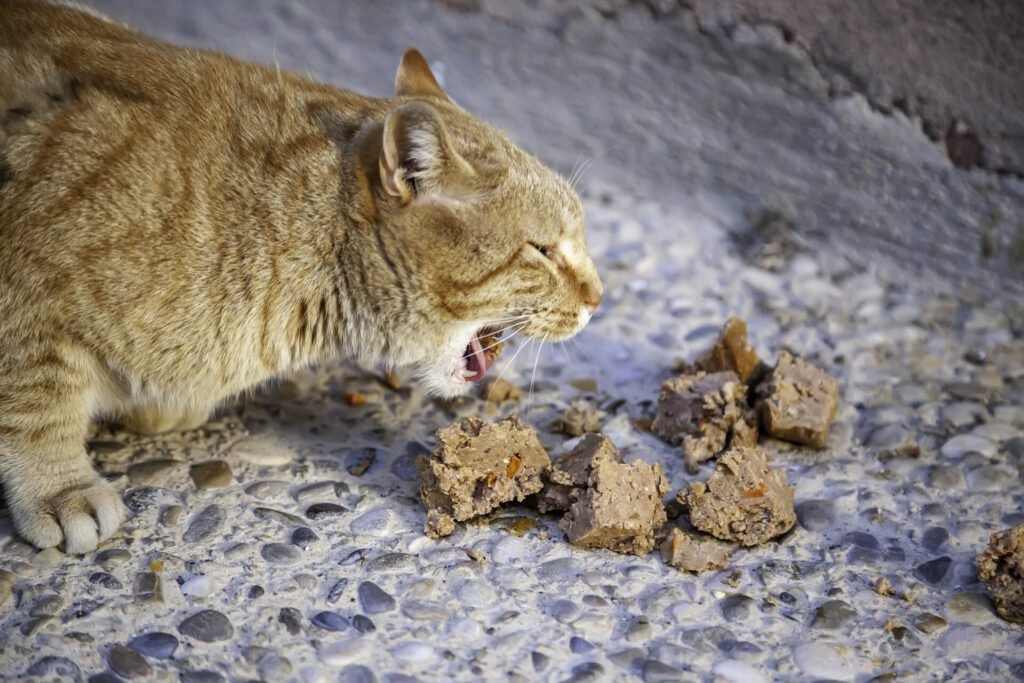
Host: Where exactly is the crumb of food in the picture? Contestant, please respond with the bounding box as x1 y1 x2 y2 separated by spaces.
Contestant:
977 524 1024 624
550 399 602 437
478 332 505 367
539 434 669 556
652 371 758 473
874 576 895 597
682 318 765 384
680 446 795 546
755 351 839 447
483 378 522 403
417 416 550 539
343 391 367 406
660 527 730 573
902 582 924 604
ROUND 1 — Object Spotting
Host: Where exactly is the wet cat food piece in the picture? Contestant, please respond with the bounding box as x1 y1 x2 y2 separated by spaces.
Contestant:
482 379 522 403
652 371 758 473
660 527 730 573
478 333 505 367
755 351 839 447
684 318 764 384
541 434 669 556
977 524 1024 624
417 416 550 538
679 446 795 546
549 399 602 437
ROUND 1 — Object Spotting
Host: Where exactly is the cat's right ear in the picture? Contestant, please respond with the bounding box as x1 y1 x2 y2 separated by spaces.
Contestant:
395 49 449 101
378 101 473 203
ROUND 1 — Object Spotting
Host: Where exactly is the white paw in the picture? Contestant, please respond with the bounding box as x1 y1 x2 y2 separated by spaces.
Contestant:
11 478 128 554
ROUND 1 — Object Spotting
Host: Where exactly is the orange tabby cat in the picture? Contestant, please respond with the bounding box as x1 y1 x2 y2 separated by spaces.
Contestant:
0 1 602 553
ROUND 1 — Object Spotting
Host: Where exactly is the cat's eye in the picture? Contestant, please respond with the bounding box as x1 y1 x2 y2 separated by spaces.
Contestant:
530 242 552 259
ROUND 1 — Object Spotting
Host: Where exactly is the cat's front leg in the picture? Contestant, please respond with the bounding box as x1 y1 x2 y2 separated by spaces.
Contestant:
0 347 128 553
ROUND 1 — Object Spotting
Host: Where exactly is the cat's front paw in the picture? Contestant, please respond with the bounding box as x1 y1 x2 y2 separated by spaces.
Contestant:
10 478 128 554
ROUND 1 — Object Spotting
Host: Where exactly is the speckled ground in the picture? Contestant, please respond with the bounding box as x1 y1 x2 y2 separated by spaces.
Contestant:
2 1 1024 682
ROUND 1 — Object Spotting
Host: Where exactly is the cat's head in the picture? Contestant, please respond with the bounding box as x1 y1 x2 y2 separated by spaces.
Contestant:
357 49 602 397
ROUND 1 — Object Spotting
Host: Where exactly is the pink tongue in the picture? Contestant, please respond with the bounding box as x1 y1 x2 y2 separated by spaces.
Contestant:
467 336 488 382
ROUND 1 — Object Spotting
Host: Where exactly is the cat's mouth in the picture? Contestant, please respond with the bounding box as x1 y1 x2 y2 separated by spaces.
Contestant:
459 327 503 383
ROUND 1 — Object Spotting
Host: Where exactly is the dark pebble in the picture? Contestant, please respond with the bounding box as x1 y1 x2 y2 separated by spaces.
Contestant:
108 645 152 679
346 448 377 476
178 609 234 642
123 487 178 514
278 607 303 635
719 594 753 622
66 598 105 620
642 659 686 683
26 656 82 681
327 578 348 604
261 543 302 565
569 662 605 681
312 611 349 632
338 665 378 683
358 581 396 614
89 572 123 591
916 556 952 584
306 502 349 520
795 499 835 531
922 527 950 551
88 674 121 683
812 600 857 629
183 505 226 544
253 507 305 525
570 636 595 654
291 526 320 549
248 585 265 600
133 572 164 605
127 632 179 659
352 614 376 633
180 672 225 683
778 591 797 605
532 651 550 673
366 553 417 573
843 531 880 550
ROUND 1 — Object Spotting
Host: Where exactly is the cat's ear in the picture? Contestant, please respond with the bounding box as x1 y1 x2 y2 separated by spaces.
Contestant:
395 49 449 101
379 101 472 203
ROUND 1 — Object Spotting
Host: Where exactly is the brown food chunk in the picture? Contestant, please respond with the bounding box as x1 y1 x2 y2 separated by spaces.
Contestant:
483 379 522 403
680 446 795 546
652 371 759 473
977 524 1024 624
685 318 764 384
550 399 602 437
479 333 505 366
660 527 730 573
417 416 550 538
755 351 839 447
541 434 669 556
874 576 895 597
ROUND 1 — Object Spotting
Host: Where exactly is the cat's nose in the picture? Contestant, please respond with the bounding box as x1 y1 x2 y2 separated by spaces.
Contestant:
581 281 602 315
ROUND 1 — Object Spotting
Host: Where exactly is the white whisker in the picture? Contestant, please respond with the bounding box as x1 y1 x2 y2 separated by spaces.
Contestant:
486 336 533 401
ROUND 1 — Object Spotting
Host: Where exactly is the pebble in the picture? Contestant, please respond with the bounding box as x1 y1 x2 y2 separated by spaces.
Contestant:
278 607 303 635
319 639 373 667
262 543 302 565
231 437 294 465
189 460 233 489
292 526 320 548
349 509 393 536
306 502 349 520
253 507 305 525
346 448 377 477
312 611 350 632
107 645 152 679
246 480 292 499
224 542 252 560
915 556 952 584
547 599 579 622
568 662 605 681
453 580 494 607
391 641 436 667
127 632 179 659
94 548 131 570
940 434 997 459
792 642 855 680
26 657 82 680
795 499 835 531
914 612 948 634
326 578 348 604
642 660 685 683
120 487 179 514
570 636 596 654
134 572 164 605
402 600 449 621
927 465 965 490
295 480 347 502
811 600 856 629
720 595 754 622
966 464 1011 490
366 553 417 573
259 655 294 682
160 505 184 526
178 609 234 642
180 575 213 598
183 505 226 543
248 585 265 599
337 665 377 683
713 660 768 683
180 671 225 683
626 618 652 642
127 459 182 486
358 581 397 614
352 614 376 633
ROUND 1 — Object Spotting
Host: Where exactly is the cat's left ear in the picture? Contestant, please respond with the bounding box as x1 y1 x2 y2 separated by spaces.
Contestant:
395 49 449 101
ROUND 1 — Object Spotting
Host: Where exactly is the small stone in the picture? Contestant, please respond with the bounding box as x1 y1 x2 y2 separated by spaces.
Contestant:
547 599 579 622
127 459 182 486
570 636 596 654
21 616 53 636
29 593 63 616
88 572 123 590
352 614 376 633
224 543 252 560
358 581 396 614
253 507 305 525
844 531 880 550
874 577 895 597
625 618 652 642
940 434 996 459
569 378 598 392
346 448 377 477
392 641 437 666
245 480 292 499
134 572 164 605
306 502 349 520
922 527 950 551
337 665 377 683
258 655 293 682
107 645 152 679
943 381 995 403
927 465 965 490
532 651 550 673
278 607 302 635
402 600 449 621
326 578 348 604
914 612 948 634
642 659 686 683
183 505 226 543
232 437 294 466
189 460 233 490
295 480 348 503
123 486 179 514
127 632 179 659
25 657 81 680
180 575 213 598
795 499 835 531
812 600 856 629
366 552 417 573
312 611 349 632
178 609 234 642
261 543 302 565
291 527 320 549
160 505 184 526
720 594 754 622
180 671 225 683
247 585 265 600
915 556 953 585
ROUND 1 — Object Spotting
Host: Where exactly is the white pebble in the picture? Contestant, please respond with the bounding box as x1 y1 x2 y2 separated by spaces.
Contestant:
448 617 482 639
713 660 768 683
349 508 393 536
490 535 526 565
453 580 494 607
231 436 294 465
391 641 436 668
940 434 996 459
318 639 372 667
792 643 856 681
179 575 213 598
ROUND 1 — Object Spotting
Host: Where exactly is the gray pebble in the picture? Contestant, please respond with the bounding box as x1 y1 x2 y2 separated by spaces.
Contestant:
29 593 63 616
547 599 579 622
346 448 377 477
366 553 417 573
295 480 347 502
89 572 123 590
134 572 164 605
278 607 302 635
570 636 595 654
811 600 856 629
183 505 226 543
306 502 349 520
922 527 950 551
358 581 397 614
568 662 604 682
261 543 302 565
127 459 182 486
312 610 349 632
26 656 82 681
927 465 965 490
291 526 320 549
625 618 652 643
88 674 121 683
536 557 575 579
843 531 880 550
642 660 686 683
401 600 448 621
352 614 376 633
966 464 1010 490
95 549 131 570
160 505 184 526
582 595 608 607
127 632 179 659
326 578 348 604
258 655 293 682
795 499 835 531
189 460 233 490
178 609 234 642
107 645 152 679
245 480 292 499
253 507 305 525
338 665 378 683
247 585 264 600
123 487 180 514
719 595 754 622
294 573 318 591
916 556 952 584
180 671 225 683
531 651 550 673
